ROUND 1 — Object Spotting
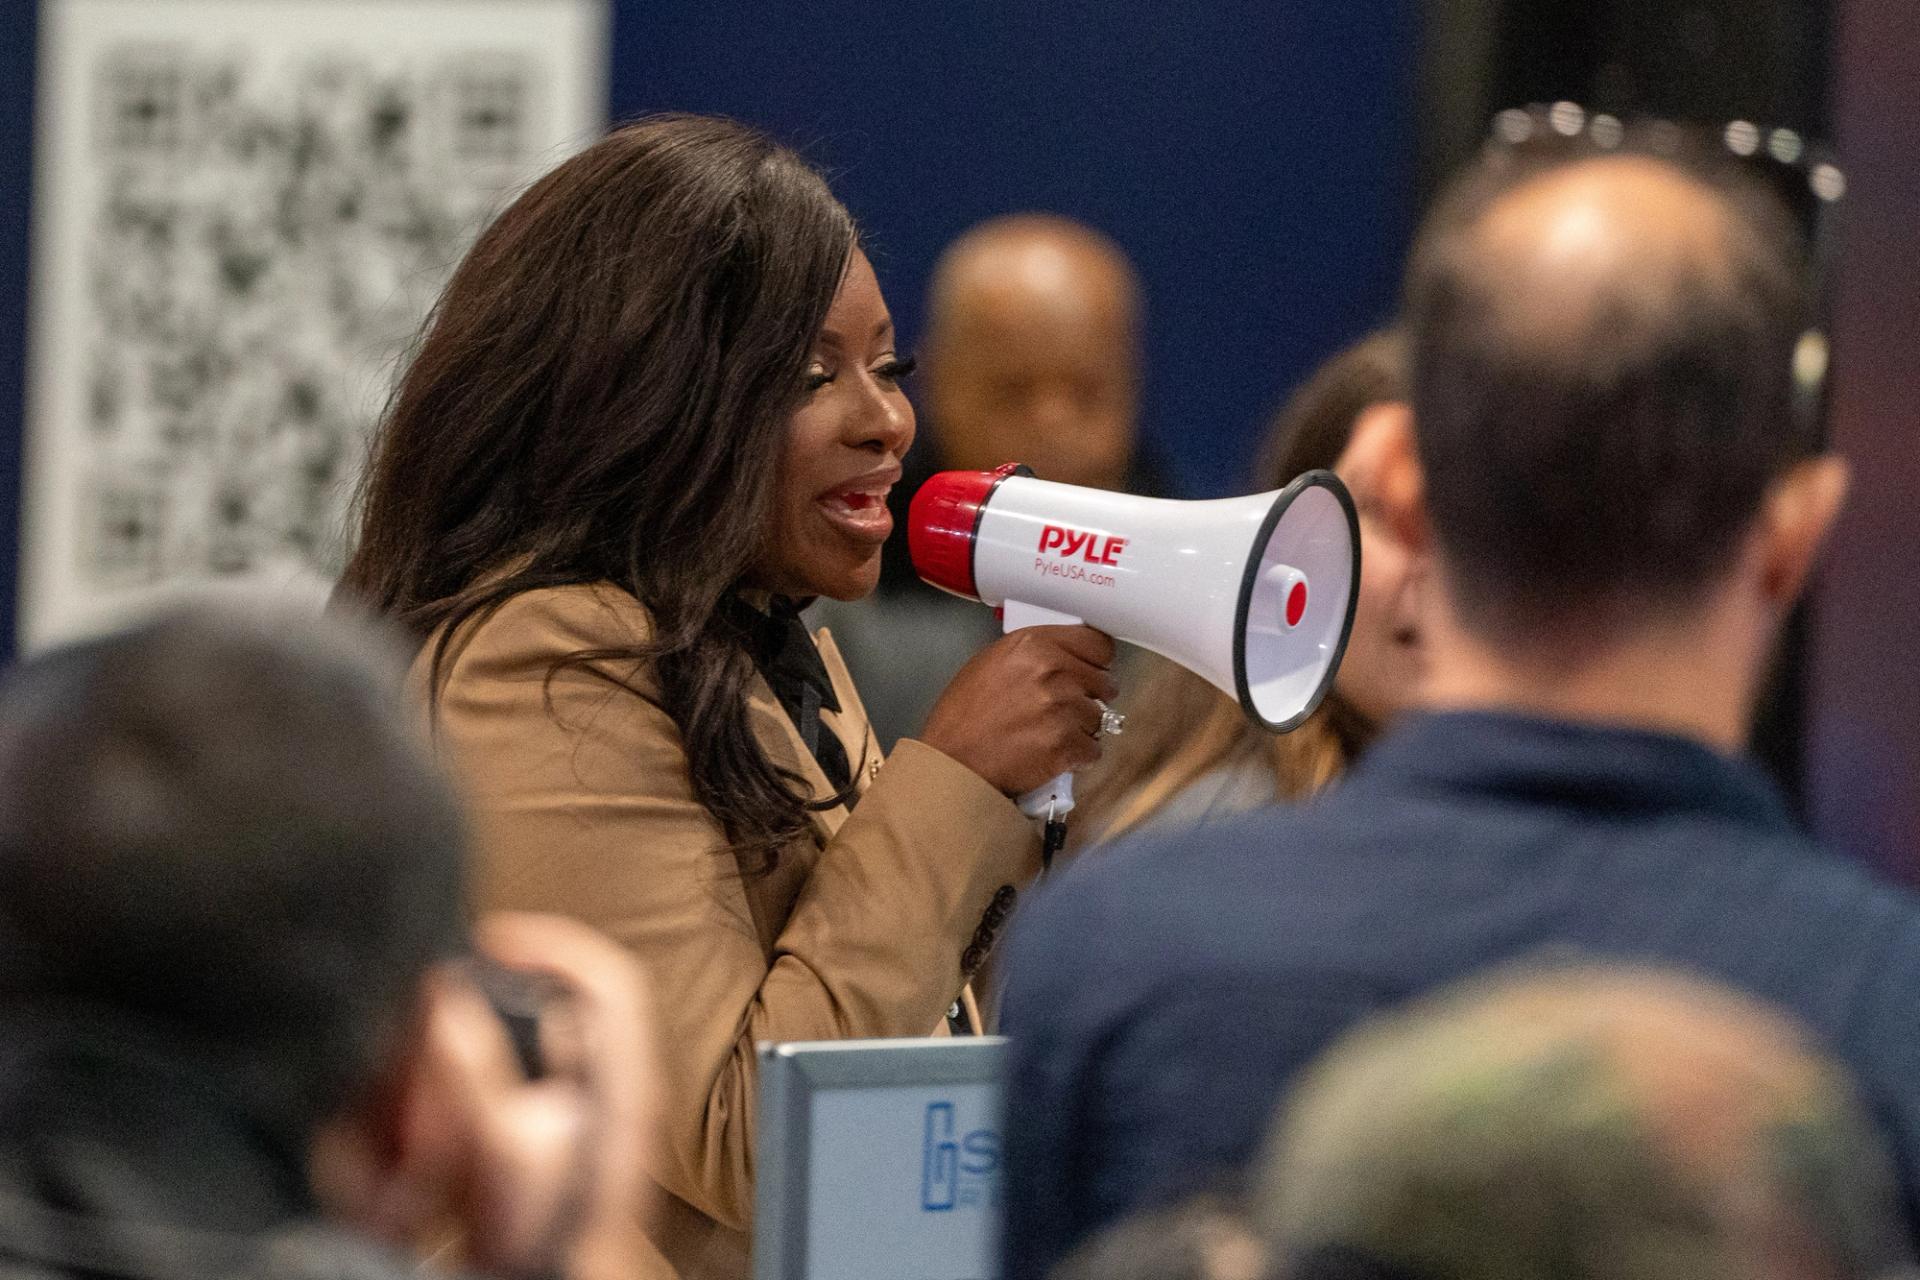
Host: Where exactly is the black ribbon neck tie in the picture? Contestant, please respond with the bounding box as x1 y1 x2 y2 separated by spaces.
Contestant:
730 595 854 796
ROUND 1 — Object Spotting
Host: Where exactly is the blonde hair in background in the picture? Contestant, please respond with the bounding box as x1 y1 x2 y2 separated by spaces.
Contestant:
1073 330 1407 847
1081 659 1358 844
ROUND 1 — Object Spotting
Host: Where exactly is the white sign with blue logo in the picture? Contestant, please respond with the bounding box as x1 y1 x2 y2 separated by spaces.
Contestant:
755 1037 1005 1280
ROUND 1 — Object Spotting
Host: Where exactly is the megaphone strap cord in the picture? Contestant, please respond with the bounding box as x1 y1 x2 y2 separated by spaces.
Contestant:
1041 815 1069 876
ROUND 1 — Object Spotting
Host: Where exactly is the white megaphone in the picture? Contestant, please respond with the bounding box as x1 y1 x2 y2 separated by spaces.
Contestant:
909 464 1360 823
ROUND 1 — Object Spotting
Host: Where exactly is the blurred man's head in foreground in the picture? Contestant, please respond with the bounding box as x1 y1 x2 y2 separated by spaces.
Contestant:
1257 965 1911 1280
0 607 468 1138
923 213 1143 491
0 608 654 1277
1051 1192 1264 1280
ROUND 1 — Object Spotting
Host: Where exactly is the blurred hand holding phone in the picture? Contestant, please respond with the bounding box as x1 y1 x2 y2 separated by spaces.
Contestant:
435 912 659 1280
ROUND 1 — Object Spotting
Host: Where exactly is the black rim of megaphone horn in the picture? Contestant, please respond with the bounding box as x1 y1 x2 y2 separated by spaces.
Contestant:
1231 469 1362 734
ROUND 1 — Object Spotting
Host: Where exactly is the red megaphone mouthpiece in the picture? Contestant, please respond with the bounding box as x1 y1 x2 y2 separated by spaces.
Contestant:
907 464 1029 601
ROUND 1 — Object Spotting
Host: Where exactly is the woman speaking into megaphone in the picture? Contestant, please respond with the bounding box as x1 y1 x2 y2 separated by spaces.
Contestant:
333 115 1114 1279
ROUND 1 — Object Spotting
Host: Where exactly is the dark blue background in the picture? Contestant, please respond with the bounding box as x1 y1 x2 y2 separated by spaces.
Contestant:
1 0 36 660
606 1 1419 496
0 0 1419 660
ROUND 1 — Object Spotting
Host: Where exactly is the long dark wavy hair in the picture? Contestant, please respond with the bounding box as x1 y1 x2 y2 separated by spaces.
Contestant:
335 114 857 868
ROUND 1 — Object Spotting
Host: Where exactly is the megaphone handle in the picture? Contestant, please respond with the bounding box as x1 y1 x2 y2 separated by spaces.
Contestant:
1001 599 1085 821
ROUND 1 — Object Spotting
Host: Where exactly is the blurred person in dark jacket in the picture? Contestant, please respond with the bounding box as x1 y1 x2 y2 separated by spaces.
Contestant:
997 127 1920 1280
0 607 654 1280
920 214 1145 493
1258 965 1914 1280
813 213 1164 748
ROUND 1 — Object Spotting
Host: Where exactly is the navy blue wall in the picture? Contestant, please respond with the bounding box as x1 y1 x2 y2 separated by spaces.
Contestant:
1 0 35 660
607 1 1419 498
0 0 1418 660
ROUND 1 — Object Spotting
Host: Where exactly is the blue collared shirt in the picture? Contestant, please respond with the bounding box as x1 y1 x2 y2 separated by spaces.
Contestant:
1000 711 1920 1280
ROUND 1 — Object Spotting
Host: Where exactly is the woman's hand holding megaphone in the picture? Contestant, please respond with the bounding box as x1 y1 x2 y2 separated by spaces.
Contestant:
918 624 1120 798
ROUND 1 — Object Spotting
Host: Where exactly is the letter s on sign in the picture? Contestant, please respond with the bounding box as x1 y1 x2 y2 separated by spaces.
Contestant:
960 1129 1001 1176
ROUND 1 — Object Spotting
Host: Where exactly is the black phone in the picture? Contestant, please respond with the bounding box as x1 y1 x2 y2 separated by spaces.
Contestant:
463 956 568 1080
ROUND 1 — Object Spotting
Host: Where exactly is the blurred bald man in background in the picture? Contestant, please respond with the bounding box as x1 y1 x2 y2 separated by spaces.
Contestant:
812 214 1164 749
922 213 1144 492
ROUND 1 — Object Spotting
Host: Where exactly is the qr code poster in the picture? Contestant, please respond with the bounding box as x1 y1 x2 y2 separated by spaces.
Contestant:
21 0 607 651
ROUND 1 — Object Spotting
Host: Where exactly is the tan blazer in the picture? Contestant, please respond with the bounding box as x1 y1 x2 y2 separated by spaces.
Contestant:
412 584 1038 1280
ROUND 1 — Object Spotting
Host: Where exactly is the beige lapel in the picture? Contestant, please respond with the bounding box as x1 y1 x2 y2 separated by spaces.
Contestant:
813 627 882 796
814 625 987 1034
